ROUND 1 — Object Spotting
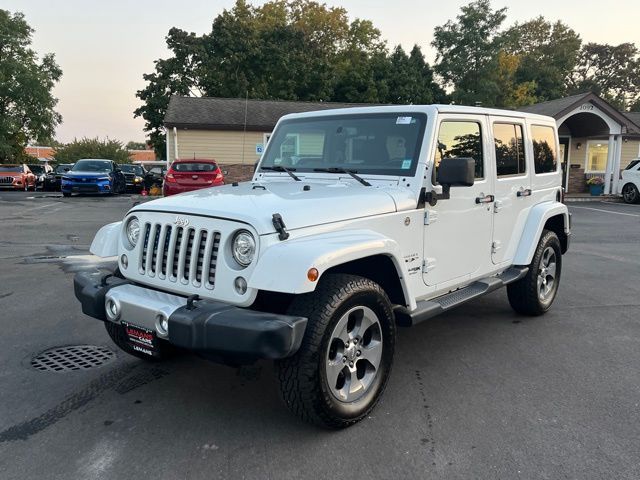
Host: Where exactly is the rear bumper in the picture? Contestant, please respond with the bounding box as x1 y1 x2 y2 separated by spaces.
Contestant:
74 270 307 360
163 182 222 196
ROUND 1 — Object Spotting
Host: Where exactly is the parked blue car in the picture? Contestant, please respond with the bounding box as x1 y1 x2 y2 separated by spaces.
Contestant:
61 159 127 197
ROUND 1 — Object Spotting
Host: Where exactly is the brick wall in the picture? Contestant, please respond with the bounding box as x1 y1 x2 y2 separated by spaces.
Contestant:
222 163 255 184
568 167 587 193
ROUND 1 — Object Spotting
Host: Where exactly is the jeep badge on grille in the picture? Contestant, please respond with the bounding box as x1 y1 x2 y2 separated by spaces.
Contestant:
174 216 189 227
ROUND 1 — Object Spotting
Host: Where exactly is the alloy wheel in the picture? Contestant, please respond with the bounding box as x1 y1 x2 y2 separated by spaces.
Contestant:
537 246 557 302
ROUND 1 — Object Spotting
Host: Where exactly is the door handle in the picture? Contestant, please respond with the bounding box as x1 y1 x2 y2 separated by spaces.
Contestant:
517 188 532 197
475 194 495 204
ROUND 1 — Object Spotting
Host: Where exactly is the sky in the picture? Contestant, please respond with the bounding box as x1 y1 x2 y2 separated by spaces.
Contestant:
4 0 640 144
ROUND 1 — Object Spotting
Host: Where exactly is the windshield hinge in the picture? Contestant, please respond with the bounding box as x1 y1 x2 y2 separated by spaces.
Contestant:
272 213 290 241
424 210 438 225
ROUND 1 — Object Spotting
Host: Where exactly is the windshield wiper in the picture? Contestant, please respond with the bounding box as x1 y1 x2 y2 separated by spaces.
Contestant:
260 165 301 181
313 167 371 187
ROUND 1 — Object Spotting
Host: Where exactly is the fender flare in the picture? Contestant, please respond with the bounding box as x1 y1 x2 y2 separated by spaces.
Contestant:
512 202 570 265
249 229 413 307
90 221 122 257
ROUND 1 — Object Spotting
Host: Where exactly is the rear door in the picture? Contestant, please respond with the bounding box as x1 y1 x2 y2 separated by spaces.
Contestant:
489 116 532 264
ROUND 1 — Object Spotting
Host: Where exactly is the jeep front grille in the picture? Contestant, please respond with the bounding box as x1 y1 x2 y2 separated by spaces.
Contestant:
138 222 221 289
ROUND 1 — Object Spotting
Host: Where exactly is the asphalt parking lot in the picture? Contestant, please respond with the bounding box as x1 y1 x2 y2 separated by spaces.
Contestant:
0 192 639 480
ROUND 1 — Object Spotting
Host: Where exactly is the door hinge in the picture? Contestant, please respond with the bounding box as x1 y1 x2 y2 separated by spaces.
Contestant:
491 241 502 254
423 258 437 273
424 210 438 225
493 201 503 213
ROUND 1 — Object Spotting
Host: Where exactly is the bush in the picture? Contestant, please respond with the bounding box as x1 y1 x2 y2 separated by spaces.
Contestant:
54 137 130 164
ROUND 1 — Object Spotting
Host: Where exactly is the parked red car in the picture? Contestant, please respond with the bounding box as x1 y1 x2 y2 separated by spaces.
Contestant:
0 164 36 191
163 159 224 196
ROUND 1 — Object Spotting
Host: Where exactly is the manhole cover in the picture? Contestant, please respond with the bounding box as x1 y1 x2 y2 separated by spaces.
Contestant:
31 345 116 372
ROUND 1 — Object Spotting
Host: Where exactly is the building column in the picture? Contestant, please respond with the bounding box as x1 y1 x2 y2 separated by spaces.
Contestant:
604 134 616 194
611 135 623 194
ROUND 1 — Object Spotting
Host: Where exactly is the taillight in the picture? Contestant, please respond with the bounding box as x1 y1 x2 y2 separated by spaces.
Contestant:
165 173 176 183
558 187 565 204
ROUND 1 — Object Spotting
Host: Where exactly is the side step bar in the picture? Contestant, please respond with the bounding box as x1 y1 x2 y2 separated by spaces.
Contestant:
394 267 528 327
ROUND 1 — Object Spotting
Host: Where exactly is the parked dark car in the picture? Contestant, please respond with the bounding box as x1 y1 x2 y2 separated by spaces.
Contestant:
61 159 126 197
119 164 147 193
27 163 54 190
0 164 36 191
144 165 167 189
44 163 74 191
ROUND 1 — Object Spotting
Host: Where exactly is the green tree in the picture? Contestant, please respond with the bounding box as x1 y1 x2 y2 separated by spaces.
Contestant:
0 10 62 163
504 17 581 102
492 51 537 108
568 42 640 110
126 141 148 150
432 0 507 106
54 138 131 164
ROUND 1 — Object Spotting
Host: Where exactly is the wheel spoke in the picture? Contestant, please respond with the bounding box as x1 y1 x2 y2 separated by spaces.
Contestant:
333 316 351 345
326 359 346 390
346 368 365 397
359 340 382 370
537 275 544 294
547 262 556 279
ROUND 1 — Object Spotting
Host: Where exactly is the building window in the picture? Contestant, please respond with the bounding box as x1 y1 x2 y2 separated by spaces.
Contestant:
435 121 484 179
586 141 608 173
531 125 558 174
493 123 526 177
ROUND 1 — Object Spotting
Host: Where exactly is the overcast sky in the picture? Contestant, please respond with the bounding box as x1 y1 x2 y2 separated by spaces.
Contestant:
4 0 640 144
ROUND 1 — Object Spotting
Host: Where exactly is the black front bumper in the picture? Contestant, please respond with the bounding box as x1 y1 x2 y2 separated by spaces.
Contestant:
74 271 307 360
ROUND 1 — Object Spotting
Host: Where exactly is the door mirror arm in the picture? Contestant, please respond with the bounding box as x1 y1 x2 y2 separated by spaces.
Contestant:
422 185 451 207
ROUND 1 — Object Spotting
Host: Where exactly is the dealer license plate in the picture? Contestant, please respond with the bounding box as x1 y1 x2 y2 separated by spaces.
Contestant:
121 322 160 357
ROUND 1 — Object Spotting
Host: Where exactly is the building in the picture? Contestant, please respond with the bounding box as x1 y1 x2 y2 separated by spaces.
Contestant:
520 93 640 194
164 93 640 191
164 96 361 182
25 145 55 162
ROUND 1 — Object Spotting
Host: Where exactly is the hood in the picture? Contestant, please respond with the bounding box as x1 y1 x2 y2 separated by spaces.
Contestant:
66 170 111 177
131 181 411 235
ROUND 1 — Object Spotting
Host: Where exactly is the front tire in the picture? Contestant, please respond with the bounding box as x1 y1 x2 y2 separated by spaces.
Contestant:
275 274 396 428
507 230 562 316
622 183 640 204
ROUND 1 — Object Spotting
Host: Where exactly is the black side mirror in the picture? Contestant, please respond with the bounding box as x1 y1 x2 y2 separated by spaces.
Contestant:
437 157 475 187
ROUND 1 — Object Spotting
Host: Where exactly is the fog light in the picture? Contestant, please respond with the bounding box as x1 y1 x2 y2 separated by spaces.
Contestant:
105 298 120 320
156 314 168 335
120 254 128 269
234 276 247 295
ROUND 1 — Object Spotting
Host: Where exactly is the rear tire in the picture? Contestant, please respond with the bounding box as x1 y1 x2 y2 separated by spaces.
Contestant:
622 183 640 204
62 192 71 197
507 230 562 316
104 321 174 361
275 274 396 428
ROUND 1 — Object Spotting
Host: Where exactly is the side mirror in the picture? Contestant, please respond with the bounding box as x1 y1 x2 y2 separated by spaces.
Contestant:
437 157 475 187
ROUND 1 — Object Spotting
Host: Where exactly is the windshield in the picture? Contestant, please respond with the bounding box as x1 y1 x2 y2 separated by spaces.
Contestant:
0 166 21 172
260 113 427 176
173 162 217 172
120 165 144 174
72 160 111 172
56 164 72 173
28 165 44 174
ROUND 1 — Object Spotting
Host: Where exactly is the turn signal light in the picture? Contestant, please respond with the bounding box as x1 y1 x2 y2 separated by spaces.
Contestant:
307 268 319 282
165 173 176 183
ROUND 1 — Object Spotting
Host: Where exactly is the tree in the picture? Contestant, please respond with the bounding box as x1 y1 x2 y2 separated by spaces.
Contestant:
432 0 507 106
54 138 131 164
126 141 148 150
568 42 640 110
135 0 443 155
504 17 581 102
493 51 537 108
0 10 62 163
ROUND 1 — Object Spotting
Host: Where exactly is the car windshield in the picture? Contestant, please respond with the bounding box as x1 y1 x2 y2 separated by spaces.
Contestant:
259 113 427 176
56 165 72 173
0 166 21 172
28 165 44 174
173 162 217 172
625 159 640 170
72 160 111 172
120 165 144 174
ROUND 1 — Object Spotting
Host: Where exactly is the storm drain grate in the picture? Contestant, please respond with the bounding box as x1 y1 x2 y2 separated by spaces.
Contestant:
31 345 116 372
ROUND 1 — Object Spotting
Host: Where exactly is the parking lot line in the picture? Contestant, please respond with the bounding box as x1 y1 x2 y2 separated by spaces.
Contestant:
570 205 640 217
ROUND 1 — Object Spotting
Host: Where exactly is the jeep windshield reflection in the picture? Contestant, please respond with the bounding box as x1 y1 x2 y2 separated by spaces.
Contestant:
260 113 427 176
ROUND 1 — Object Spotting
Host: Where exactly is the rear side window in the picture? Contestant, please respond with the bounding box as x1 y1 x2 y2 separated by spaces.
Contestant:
531 125 558 174
493 123 526 176
435 121 484 179
173 162 217 172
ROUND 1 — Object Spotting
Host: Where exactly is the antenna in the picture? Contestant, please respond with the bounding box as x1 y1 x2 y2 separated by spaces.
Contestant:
241 90 248 164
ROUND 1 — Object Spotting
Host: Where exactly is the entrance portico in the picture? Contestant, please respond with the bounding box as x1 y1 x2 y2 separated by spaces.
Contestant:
521 93 640 194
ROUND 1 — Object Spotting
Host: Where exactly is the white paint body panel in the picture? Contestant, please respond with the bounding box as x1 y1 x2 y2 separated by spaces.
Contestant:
90 222 122 257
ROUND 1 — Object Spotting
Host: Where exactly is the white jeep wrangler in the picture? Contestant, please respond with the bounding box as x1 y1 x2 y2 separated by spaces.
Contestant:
74 105 570 428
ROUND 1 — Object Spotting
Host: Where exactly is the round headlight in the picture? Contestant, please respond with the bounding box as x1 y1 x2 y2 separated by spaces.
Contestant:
126 217 140 247
232 230 256 267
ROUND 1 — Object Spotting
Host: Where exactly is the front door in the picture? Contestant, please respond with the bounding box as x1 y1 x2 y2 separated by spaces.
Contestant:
423 115 494 287
489 117 532 265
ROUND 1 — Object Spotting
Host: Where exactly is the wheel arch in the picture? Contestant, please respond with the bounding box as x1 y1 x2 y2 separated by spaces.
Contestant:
513 202 570 265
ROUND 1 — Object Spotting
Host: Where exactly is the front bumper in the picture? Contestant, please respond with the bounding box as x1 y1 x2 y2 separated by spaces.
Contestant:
62 179 112 194
74 270 307 360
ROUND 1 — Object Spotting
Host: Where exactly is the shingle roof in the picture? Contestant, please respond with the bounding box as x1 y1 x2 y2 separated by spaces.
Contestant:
164 96 366 131
625 112 640 129
518 93 591 117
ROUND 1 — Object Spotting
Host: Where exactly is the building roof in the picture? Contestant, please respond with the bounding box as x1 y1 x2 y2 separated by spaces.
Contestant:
625 112 640 127
164 96 365 131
